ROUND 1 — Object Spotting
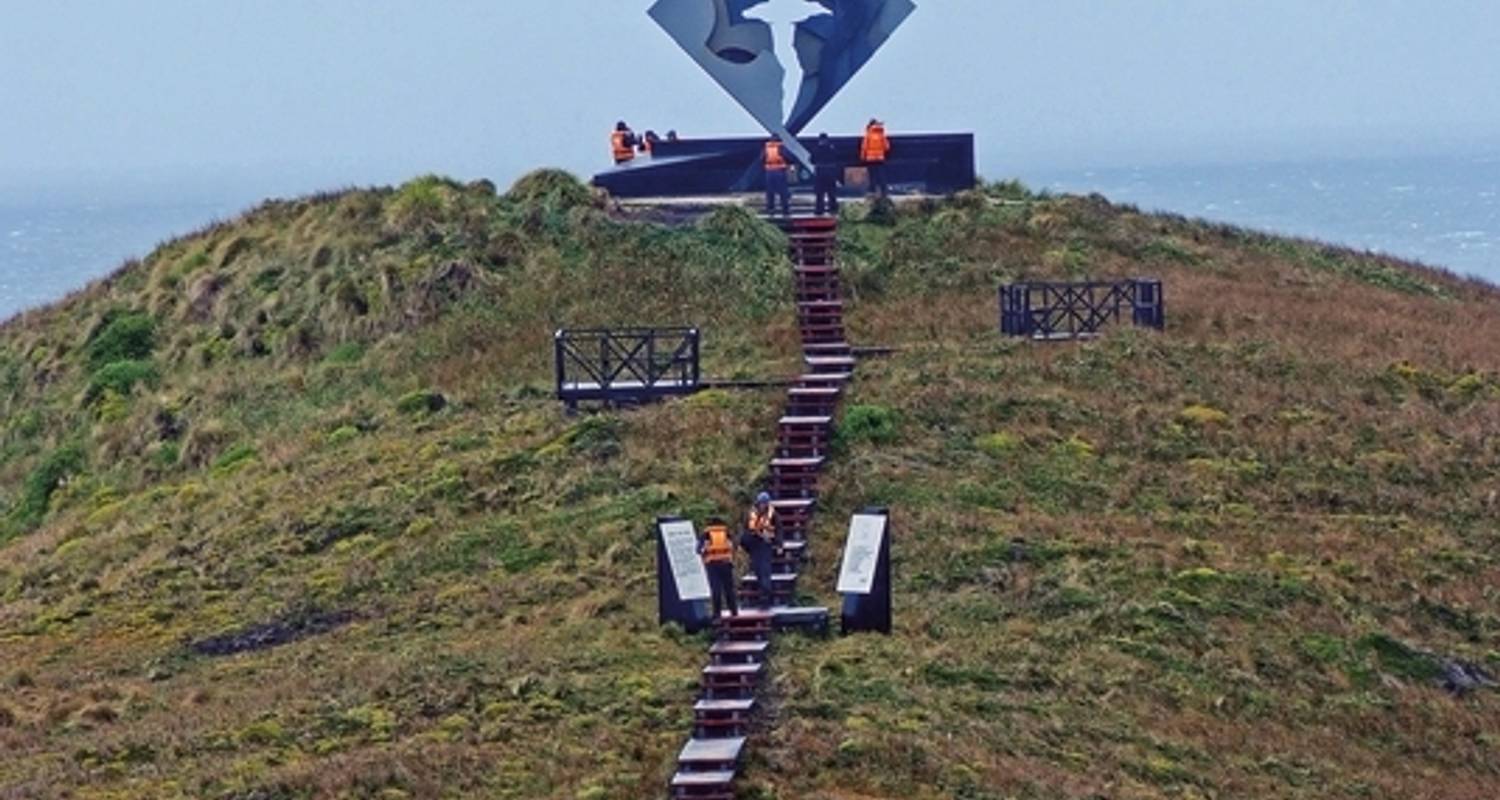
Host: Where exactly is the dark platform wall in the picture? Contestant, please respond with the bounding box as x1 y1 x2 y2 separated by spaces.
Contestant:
592 133 976 198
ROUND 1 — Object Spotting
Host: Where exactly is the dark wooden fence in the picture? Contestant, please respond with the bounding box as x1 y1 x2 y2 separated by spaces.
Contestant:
1000 279 1165 340
555 327 701 410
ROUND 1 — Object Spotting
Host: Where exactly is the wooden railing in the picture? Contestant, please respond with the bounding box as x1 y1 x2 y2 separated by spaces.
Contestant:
1000 279 1165 340
554 327 701 409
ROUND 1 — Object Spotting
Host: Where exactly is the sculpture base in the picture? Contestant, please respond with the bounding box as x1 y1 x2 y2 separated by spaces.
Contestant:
593 133 976 199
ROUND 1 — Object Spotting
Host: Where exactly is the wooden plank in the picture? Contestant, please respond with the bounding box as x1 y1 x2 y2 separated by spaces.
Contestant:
703 663 764 677
695 697 757 713
708 641 769 658
770 457 825 468
671 769 738 787
679 737 747 764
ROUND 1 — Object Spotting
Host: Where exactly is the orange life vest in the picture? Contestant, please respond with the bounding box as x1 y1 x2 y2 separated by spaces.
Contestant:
861 124 890 163
612 131 635 164
764 141 788 172
703 525 734 563
748 507 776 538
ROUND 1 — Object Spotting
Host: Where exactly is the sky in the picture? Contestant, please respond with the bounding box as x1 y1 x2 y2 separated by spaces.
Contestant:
1 0 1498 198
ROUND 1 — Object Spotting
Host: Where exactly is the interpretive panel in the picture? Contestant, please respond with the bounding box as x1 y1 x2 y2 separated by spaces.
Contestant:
662 520 712 601
837 513 886 595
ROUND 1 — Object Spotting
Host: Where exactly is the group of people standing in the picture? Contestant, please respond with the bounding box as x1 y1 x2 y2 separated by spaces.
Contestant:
610 119 894 217
763 118 891 217
698 492 782 618
611 121 680 164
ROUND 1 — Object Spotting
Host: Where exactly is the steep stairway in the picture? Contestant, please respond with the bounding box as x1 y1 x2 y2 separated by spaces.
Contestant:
669 215 853 798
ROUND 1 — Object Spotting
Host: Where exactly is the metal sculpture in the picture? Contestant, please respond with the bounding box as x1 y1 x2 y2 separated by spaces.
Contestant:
649 0 917 165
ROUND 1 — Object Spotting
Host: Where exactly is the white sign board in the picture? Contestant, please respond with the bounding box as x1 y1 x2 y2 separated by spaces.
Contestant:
837 514 887 595
661 520 711 601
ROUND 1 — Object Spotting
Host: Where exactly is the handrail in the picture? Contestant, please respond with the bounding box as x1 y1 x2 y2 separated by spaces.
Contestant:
555 327 702 408
1000 279 1165 340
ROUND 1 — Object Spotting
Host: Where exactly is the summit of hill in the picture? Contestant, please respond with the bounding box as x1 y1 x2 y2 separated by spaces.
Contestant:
1 171 1498 799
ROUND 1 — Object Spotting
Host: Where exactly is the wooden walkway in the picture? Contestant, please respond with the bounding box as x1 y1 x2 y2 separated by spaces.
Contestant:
669 214 856 798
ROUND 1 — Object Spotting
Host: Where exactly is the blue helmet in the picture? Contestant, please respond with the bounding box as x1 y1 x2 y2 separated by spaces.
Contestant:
755 492 772 505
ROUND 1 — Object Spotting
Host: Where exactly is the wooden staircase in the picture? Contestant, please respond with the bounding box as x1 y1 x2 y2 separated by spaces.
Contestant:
669 215 855 798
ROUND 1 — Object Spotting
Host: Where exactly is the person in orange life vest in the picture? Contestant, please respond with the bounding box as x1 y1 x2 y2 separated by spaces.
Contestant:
698 516 739 618
745 492 783 609
860 118 891 196
764 136 792 217
611 121 639 165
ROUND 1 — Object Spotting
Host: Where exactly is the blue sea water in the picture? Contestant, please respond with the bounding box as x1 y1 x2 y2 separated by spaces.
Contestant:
1 153 1497 322
1 198 238 322
1027 153 1499 283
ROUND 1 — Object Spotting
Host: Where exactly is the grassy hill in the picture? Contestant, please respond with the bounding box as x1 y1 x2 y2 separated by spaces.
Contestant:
1 172 1497 799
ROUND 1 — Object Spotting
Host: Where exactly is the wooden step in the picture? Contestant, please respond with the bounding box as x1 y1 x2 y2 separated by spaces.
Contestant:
702 663 764 691
770 456 826 469
671 769 737 787
770 498 816 512
678 736 747 769
779 415 832 427
708 641 770 661
671 770 736 800
797 372 850 388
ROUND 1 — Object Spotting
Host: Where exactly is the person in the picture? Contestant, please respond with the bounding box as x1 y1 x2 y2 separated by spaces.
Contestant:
860 118 891 196
611 121 638 166
812 133 842 217
642 130 661 157
763 136 792 217
745 492 782 609
699 516 739 618
666 130 680 142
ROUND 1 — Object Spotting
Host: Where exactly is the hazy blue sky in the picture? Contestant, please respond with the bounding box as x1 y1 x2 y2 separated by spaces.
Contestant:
2 0 1497 195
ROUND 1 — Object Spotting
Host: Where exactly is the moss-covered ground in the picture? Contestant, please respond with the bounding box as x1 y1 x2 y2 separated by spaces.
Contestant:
1 173 1496 799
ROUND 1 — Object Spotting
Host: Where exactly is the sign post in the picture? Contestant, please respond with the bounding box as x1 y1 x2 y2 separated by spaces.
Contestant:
837 508 892 635
658 517 713 632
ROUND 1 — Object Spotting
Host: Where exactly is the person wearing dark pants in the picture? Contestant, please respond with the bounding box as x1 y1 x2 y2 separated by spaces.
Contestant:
763 136 792 217
861 118 891 196
812 133 841 217
745 492 782 609
700 517 739 618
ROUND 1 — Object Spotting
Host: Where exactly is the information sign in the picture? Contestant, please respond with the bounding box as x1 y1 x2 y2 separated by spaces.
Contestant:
837 514 886 595
661 519 711 601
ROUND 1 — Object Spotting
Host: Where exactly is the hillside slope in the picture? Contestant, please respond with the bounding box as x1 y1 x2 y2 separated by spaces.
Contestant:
1 173 1498 799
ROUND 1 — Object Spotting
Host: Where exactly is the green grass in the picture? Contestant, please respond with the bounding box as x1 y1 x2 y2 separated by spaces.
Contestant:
0 171 1497 799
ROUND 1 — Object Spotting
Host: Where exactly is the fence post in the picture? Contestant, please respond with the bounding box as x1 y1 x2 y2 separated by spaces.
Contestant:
691 329 701 388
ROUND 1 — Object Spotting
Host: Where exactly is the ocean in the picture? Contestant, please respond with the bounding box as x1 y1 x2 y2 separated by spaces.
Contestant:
1 198 240 322
1030 153 1498 282
1 153 1497 322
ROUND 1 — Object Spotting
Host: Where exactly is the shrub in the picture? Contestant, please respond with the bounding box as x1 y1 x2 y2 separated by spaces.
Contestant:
85 313 155 368
179 420 232 469
85 360 158 404
975 432 1021 457
386 175 463 233
9 443 85 531
866 195 898 226
327 426 360 446
505 169 593 213
836 405 901 448
396 390 448 416
212 443 258 475
985 179 1032 202
1358 633 1442 682
324 342 366 365
1179 404 1229 427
